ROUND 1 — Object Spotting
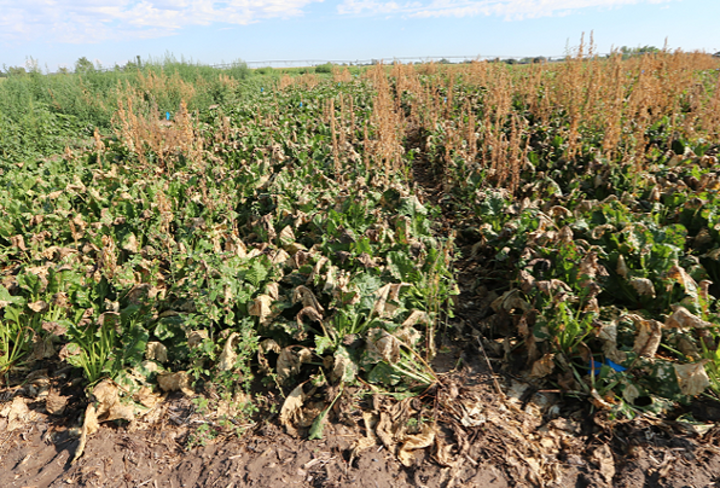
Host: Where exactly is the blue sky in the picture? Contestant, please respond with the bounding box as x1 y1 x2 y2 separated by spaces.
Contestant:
1 0 718 72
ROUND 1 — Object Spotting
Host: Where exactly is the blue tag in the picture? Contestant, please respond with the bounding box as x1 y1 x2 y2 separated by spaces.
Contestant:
589 359 626 372
166 112 171 121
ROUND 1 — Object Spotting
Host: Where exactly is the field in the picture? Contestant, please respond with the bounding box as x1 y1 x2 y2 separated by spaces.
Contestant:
2 48 720 486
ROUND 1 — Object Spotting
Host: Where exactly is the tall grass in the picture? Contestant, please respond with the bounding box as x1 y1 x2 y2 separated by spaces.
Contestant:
0 57 251 163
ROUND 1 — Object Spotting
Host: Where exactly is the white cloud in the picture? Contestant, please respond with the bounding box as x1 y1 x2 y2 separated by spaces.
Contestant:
337 0 677 20
0 0 323 43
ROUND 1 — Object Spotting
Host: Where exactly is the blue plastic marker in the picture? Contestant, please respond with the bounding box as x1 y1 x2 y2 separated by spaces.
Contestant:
589 359 626 373
300 102 303 108
166 112 171 121
261 87 264 93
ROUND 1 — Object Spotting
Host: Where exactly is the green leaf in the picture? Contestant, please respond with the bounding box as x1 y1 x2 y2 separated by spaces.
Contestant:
0 285 24 307
387 251 417 282
368 362 402 386
315 335 334 355
244 258 269 288
308 407 330 440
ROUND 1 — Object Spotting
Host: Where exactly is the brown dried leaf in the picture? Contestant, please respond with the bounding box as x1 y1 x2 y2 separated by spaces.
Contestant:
591 444 616 485
401 310 431 328
529 353 555 379
280 384 307 437
217 332 239 371
42 321 67 336
122 233 139 253
249 294 275 326
10 235 26 251
277 347 312 384
271 249 291 266
266 282 280 301
366 328 401 364
674 361 711 396
296 306 323 326
28 300 49 313
293 285 324 314
278 225 296 247
630 316 663 357
45 389 69 415
597 322 628 365
398 424 436 467
73 404 99 463
145 341 168 363
629 277 656 298
665 306 713 329
157 371 194 396
0 396 36 431
187 329 208 349
375 411 396 451
519 269 536 293
491 289 531 314
616 254 629 278
134 386 163 408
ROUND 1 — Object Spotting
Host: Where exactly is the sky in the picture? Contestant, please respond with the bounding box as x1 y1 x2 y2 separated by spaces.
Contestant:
1 0 718 72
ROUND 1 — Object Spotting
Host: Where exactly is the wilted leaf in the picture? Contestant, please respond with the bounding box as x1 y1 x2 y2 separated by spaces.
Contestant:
122 233 139 253
591 444 615 485
579 250 606 284
277 347 312 384
134 386 162 409
629 277 656 298
366 328 401 364
73 404 99 463
529 353 555 378
45 389 69 415
375 411 396 451
278 225 296 248
394 326 422 348
271 249 291 266
616 254 629 278
157 371 194 396
28 300 49 313
296 306 323 326
0 396 36 431
293 285 324 314
665 306 713 329
187 330 208 349
398 424 436 466
597 322 627 364
331 346 357 384
491 289 531 314
666 264 698 298
622 382 640 404
266 282 280 300
674 361 711 396
628 315 663 358
216 332 239 371
145 341 168 363
249 294 275 326
10 235 27 251
280 383 307 437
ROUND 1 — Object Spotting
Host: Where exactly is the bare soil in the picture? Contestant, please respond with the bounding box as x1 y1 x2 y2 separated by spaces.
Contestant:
3 334 720 488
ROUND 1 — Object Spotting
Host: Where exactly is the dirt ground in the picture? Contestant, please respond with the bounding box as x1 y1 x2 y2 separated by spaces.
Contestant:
3 334 720 488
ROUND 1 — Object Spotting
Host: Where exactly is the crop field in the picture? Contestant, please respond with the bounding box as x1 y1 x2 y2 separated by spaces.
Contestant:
2 47 720 484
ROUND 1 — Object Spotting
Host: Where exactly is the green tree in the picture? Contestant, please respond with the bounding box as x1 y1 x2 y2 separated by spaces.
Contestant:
75 57 95 74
